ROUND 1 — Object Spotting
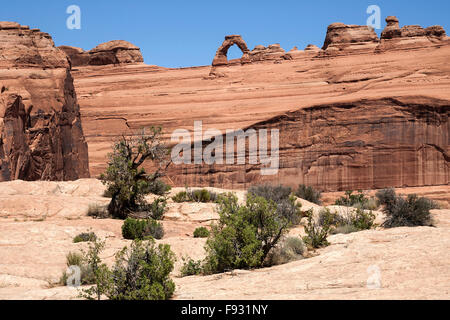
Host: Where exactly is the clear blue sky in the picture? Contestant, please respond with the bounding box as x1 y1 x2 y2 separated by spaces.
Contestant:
1 0 449 68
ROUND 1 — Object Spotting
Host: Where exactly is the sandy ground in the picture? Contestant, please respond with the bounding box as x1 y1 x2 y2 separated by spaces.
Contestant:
0 179 448 300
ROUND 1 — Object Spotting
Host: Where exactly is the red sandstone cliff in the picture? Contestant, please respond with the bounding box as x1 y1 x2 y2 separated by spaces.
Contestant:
69 16 449 191
0 22 90 181
4 17 447 191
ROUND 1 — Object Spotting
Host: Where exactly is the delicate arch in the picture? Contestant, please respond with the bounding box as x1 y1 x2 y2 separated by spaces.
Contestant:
212 35 251 66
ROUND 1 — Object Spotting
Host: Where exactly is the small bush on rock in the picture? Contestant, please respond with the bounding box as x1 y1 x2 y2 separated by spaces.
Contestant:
318 207 375 234
248 184 292 203
180 257 203 277
330 224 360 235
193 227 210 238
335 190 377 210
203 193 292 274
107 239 175 300
248 184 303 225
73 231 97 243
122 218 164 240
303 210 331 248
172 189 218 203
376 189 437 228
172 191 188 203
60 240 107 289
60 251 95 285
295 184 322 205
77 239 176 300
265 236 305 266
146 179 171 196
144 197 168 220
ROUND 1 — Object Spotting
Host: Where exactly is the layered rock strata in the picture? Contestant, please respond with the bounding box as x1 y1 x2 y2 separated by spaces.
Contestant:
169 97 449 191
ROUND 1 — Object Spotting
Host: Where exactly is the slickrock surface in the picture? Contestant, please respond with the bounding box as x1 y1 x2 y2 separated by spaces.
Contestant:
175 212 450 300
59 40 144 67
0 22 90 181
73 34 449 191
0 179 448 299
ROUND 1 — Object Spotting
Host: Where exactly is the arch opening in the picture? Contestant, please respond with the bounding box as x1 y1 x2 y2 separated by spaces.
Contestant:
212 35 251 66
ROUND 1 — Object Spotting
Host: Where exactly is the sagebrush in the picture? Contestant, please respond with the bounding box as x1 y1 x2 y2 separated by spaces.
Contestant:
376 189 437 228
295 184 322 205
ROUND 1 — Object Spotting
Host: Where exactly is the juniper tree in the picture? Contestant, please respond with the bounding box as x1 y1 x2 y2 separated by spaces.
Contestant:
100 127 171 219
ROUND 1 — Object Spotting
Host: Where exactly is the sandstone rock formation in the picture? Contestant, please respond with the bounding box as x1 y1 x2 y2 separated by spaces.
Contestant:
304 44 321 52
57 46 90 66
249 43 288 61
381 16 447 42
322 23 379 54
381 16 402 39
378 16 448 51
425 25 447 39
211 35 251 66
59 40 144 67
64 16 450 191
287 46 304 59
400 25 426 38
0 22 90 181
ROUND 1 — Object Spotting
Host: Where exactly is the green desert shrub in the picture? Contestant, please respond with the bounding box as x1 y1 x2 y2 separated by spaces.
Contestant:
66 252 84 269
375 188 396 207
193 226 210 238
107 239 175 300
180 257 203 277
190 189 211 203
318 208 344 227
146 179 172 196
142 197 167 220
335 190 377 210
188 188 218 203
330 224 361 235
295 184 322 205
172 191 188 203
350 209 376 230
248 184 303 225
202 193 292 274
265 236 305 266
78 239 176 300
60 246 100 287
122 218 164 240
172 189 218 203
318 207 375 234
73 231 97 243
376 189 437 228
248 184 292 203
303 209 331 248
